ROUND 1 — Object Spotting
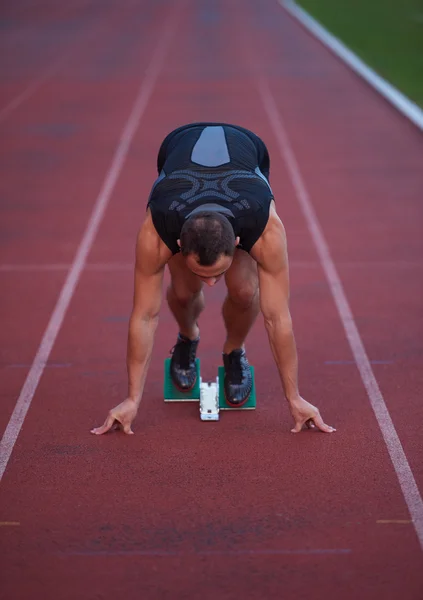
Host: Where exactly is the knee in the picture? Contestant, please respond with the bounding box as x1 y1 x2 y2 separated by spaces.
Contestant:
228 281 259 308
167 284 202 307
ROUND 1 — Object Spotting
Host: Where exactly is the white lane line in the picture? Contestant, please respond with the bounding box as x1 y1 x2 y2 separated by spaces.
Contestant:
64 548 351 557
281 0 423 132
0 264 70 272
257 78 423 551
2 260 421 273
0 263 134 272
0 7 180 481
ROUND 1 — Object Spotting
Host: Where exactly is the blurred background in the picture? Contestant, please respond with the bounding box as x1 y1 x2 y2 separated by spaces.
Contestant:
296 0 423 107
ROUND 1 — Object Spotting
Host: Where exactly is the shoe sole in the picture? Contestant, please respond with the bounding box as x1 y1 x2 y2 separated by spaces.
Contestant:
223 380 252 408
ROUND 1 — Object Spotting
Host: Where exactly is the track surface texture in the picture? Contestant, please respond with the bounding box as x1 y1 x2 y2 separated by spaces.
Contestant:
0 1 422 599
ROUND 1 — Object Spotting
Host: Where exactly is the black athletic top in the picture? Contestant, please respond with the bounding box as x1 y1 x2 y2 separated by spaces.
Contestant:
147 122 274 254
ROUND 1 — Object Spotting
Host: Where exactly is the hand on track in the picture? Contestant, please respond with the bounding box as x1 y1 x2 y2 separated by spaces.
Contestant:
289 396 336 434
91 398 138 435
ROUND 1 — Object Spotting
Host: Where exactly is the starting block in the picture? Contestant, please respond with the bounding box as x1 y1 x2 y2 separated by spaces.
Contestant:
163 358 256 421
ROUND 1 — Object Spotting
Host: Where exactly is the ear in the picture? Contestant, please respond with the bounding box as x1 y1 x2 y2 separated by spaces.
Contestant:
177 239 181 247
235 236 240 246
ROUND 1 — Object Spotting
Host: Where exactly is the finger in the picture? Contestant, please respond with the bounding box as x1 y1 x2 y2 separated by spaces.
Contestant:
122 422 134 435
90 413 116 435
312 412 336 433
290 420 305 434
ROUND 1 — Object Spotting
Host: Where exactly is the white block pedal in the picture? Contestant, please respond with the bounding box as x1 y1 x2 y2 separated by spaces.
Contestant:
199 379 219 421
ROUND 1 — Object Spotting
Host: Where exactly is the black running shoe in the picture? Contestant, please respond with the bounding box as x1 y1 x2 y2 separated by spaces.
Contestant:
222 348 252 406
170 333 200 391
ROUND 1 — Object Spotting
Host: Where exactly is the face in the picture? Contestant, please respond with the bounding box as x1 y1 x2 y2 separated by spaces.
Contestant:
183 252 233 286
177 236 239 287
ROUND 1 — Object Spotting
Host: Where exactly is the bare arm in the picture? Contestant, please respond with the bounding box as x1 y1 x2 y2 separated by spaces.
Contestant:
91 210 172 434
251 206 335 433
252 210 299 402
127 212 173 401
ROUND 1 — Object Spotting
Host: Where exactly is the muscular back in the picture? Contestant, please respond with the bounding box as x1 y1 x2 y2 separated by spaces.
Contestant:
147 123 274 254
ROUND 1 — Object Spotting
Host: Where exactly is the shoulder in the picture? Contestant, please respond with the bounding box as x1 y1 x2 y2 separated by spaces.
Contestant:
136 209 173 274
249 202 288 271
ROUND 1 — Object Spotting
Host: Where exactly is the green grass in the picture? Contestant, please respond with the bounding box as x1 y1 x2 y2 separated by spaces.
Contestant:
295 0 423 107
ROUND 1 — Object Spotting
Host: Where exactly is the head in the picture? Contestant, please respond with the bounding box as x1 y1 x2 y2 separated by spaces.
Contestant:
178 211 239 285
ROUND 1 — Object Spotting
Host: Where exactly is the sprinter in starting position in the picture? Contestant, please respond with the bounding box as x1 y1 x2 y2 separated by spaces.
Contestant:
91 122 336 435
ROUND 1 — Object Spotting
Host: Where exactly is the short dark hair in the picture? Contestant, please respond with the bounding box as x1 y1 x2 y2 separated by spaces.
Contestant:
180 211 236 266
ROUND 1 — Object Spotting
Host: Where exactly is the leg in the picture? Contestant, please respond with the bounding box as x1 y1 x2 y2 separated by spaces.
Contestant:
222 249 260 354
221 250 259 405
167 254 204 390
167 253 204 340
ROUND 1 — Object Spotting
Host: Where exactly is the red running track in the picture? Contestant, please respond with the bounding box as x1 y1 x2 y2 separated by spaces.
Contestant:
0 1 422 598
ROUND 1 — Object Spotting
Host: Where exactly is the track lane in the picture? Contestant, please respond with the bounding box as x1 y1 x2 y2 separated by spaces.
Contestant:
0 2 176 440
261 1 423 493
0 0 126 123
0 1 422 598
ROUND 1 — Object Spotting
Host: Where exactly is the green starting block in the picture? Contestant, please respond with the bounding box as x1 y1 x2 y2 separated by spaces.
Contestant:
163 358 256 421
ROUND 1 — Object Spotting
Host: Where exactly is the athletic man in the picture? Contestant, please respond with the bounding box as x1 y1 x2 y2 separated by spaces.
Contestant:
91 123 335 435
